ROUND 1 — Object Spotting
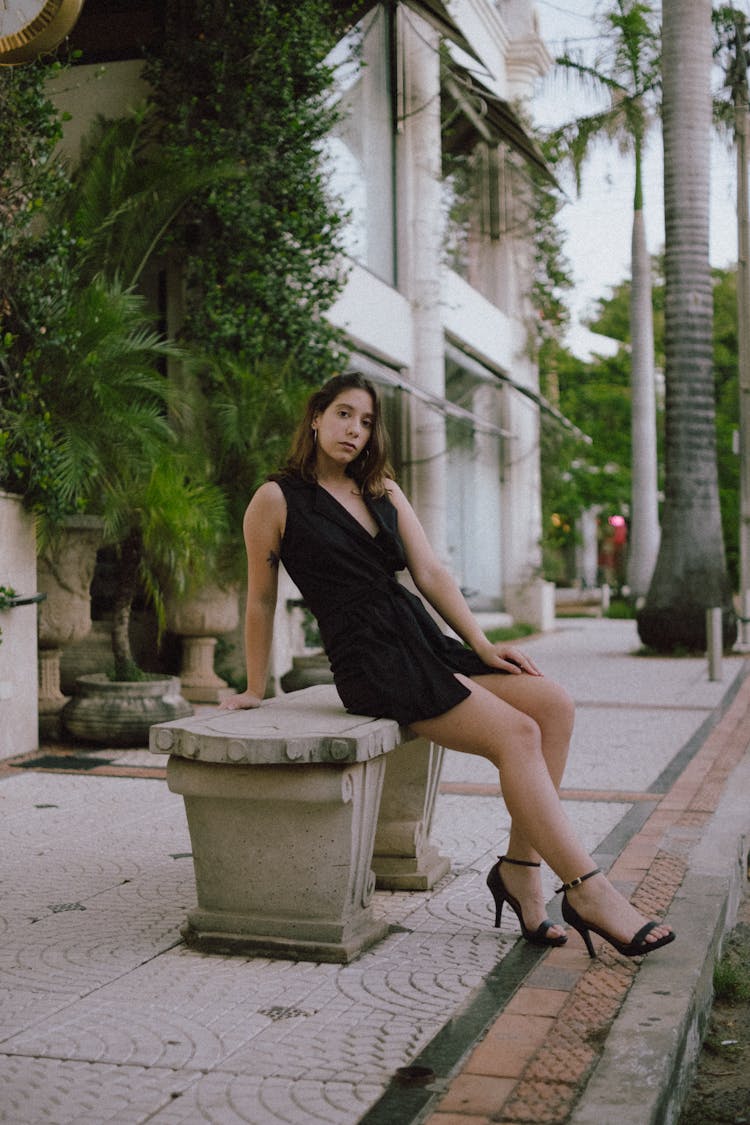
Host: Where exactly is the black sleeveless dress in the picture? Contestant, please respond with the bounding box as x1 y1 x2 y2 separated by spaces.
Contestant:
276 475 497 725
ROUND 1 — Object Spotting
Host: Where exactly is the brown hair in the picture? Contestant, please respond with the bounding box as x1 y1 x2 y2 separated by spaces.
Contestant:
276 372 394 497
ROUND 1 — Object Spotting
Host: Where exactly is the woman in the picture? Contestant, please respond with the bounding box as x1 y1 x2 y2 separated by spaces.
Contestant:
221 373 674 958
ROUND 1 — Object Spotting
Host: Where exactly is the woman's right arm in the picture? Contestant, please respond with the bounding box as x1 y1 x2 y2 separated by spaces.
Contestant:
219 481 286 710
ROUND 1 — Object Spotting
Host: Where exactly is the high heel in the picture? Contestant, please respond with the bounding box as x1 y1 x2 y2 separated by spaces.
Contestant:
486 856 567 947
556 868 676 958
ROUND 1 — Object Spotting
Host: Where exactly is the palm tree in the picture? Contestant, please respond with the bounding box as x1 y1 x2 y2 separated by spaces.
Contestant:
56 108 237 290
637 0 737 651
552 1 660 600
37 112 232 678
22 276 228 680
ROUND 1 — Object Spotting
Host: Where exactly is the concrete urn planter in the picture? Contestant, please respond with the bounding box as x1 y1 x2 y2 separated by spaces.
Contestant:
280 652 333 692
36 516 103 738
63 673 192 746
166 584 240 702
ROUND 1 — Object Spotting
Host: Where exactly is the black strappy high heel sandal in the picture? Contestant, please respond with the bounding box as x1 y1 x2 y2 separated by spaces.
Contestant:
556 868 676 958
486 855 567 947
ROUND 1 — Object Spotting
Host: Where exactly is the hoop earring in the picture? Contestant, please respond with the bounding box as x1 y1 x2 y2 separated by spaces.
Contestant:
312 428 317 445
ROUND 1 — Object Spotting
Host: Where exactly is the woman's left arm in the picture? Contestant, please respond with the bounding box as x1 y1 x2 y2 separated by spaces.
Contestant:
386 482 541 676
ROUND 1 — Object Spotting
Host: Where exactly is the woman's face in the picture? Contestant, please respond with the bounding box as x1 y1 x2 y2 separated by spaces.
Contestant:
313 388 375 468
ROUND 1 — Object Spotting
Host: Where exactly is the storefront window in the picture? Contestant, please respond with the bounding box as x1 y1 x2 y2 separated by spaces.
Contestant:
323 6 396 285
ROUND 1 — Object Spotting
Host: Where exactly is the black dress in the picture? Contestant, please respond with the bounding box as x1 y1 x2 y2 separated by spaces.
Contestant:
276 475 497 725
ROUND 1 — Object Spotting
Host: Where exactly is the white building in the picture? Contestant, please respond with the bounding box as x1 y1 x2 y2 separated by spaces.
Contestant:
323 0 555 630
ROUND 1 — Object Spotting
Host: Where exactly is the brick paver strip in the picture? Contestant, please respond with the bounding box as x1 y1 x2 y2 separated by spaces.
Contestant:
423 671 750 1125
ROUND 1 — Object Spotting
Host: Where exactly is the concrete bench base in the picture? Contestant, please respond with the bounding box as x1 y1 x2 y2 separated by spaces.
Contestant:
151 686 449 962
168 755 389 963
373 737 450 890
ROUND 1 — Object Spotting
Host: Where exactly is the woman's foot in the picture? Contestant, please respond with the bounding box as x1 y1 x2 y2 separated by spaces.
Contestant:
491 856 566 944
562 870 674 955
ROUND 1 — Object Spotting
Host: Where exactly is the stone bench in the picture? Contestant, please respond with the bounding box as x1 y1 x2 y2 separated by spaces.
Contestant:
149 684 449 963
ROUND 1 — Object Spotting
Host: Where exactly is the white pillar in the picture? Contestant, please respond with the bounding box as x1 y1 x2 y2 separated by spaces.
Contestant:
399 12 448 557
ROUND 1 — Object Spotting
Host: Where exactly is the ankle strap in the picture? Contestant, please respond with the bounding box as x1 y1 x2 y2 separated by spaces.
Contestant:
499 855 541 868
555 867 601 893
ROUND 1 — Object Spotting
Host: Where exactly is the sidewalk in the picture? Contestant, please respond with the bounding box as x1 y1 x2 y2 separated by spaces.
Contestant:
0 618 748 1125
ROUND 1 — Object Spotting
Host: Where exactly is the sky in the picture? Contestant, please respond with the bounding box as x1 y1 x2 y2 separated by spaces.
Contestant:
530 0 745 358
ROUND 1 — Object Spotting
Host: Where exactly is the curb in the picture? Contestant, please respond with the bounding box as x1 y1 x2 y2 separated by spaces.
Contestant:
569 747 750 1125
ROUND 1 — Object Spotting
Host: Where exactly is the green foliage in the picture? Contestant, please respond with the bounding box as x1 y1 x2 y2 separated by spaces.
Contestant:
130 452 229 630
550 0 660 205
484 623 536 643
0 584 17 647
54 109 239 290
712 267 741 589
713 6 750 129
713 930 750 1002
587 268 665 358
23 280 178 517
1 87 233 675
0 60 77 519
144 0 349 380
605 597 637 618
191 355 313 549
530 139 573 352
539 336 634 575
540 262 743 591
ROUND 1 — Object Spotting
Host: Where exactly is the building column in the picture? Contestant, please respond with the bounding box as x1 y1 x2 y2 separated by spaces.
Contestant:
398 11 448 558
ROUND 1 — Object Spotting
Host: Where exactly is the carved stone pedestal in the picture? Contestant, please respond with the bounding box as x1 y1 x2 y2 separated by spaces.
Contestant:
37 515 103 739
167 754 388 963
38 648 68 741
177 636 232 703
372 737 450 890
150 685 405 963
166 585 239 703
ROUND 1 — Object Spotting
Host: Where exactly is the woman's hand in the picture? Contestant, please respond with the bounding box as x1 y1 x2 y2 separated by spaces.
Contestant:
218 690 264 711
474 640 543 677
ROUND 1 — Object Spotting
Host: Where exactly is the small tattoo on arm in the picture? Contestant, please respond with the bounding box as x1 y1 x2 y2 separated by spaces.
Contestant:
267 550 280 570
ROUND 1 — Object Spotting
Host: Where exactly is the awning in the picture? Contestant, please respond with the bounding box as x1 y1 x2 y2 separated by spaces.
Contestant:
349 346 589 442
402 0 482 63
444 341 591 443
347 351 513 438
442 63 557 185
335 0 483 64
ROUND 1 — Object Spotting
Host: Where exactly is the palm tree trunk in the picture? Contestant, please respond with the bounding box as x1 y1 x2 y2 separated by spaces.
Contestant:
637 0 736 651
111 531 141 680
626 202 660 599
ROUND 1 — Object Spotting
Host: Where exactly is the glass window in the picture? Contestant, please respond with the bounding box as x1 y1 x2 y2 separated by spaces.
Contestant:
322 6 396 285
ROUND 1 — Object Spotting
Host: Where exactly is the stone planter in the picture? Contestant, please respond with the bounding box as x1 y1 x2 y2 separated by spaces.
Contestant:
166 584 240 703
63 673 192 746
37 516 103 739
280 652 333 692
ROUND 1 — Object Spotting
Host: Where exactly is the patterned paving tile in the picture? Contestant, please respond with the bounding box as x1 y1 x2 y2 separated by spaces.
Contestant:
146 1073 387 1125
0 1055 197 1124
0 628 736 1125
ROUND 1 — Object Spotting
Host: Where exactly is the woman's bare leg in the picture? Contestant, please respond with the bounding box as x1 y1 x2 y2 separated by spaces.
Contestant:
409 676 672 948
469 673 575 937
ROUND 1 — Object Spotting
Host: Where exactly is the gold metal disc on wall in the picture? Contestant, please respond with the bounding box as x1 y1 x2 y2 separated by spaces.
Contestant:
0 0 84 65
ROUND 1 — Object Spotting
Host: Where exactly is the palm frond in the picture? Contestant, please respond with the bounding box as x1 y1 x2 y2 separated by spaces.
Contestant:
54 109 241 288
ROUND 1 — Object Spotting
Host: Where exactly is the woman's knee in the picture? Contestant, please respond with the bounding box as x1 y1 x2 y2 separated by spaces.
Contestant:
490 711 543 765
545 679 575 736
